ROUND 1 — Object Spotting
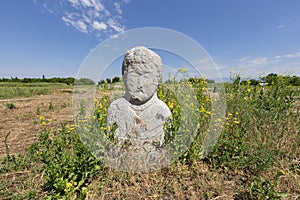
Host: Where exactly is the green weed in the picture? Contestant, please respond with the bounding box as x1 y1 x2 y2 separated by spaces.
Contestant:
48 101 55 110
5 102 16 109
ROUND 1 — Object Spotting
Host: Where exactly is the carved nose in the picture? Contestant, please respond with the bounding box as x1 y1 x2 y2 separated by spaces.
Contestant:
137 77 141 85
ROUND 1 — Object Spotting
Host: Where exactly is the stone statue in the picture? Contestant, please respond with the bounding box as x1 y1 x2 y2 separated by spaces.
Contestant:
107 46 172 154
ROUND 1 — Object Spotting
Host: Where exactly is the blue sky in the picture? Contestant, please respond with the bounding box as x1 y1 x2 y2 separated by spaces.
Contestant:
1 0 300 81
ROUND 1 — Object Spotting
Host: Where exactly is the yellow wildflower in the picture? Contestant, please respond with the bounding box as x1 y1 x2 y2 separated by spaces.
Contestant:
205 96 211 103
167 102 174 109
206 111 211 115
247 88 251 93
279 170 286 175
200 106 206 113
65 182 72 192
228 113 233 117
107 126 111 131
41 121 47 126
39 116 45 121
234 120 239 124
66 182 72 189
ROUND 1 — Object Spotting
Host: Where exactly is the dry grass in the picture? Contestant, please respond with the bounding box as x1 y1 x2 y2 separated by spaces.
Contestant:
88 162 241 200
0 88 73 157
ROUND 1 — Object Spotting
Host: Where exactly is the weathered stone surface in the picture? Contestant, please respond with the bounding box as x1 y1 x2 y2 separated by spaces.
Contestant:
107 94 171 146
106 46 172 171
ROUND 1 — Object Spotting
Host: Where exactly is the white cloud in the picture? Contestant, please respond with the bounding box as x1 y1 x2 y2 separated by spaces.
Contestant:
114 2 122 14
76 21 88 33
282 52 300 58
238 52 300 66
196 57 211 66
235 51 300 77
62 16 88 33
194 57 227 80
237 56 269 67
68 0 80 7
37 0 129 37
79 0 104 11
190 52 300 80
107 18 124 32
110 35 119 39
276 24 285 29
80 0 92 7
248 57 268 65
82 14 92 23
92 21 107 30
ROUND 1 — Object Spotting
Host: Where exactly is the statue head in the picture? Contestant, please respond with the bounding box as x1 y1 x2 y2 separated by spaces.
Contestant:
122 46 162 105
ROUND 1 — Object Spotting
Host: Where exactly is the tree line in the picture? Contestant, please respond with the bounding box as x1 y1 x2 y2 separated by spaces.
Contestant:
1 74 299 86
0 76 75 85
0 76 122 86
238 73 300 86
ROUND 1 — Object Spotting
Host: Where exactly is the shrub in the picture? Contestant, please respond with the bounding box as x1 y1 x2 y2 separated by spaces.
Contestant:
5 102 16 109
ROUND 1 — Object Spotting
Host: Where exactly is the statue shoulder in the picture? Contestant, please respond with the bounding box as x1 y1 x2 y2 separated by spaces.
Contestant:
155 98 172 116
108 97 128 110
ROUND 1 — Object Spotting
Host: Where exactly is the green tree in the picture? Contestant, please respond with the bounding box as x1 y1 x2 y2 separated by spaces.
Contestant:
262 73 278 86
98 80 106 85
106 78 111 84
288 75 300 86
112 76 120 83
76 78 95 85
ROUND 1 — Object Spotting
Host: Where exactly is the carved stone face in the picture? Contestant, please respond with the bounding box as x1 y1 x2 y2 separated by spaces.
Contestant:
122 46 161 105
124 65 158 104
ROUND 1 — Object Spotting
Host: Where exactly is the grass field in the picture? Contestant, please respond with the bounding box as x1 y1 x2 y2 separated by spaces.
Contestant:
0 79 299 199
0 82 69 99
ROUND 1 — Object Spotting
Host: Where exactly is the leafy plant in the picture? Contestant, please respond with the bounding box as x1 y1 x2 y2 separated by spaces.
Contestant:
248 170 290 199
35 125 102 199
36 106 41 115
48 101 55 110
5 102 16 109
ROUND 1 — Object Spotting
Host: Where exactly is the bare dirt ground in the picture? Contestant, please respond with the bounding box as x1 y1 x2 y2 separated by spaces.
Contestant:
0 89 73 158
